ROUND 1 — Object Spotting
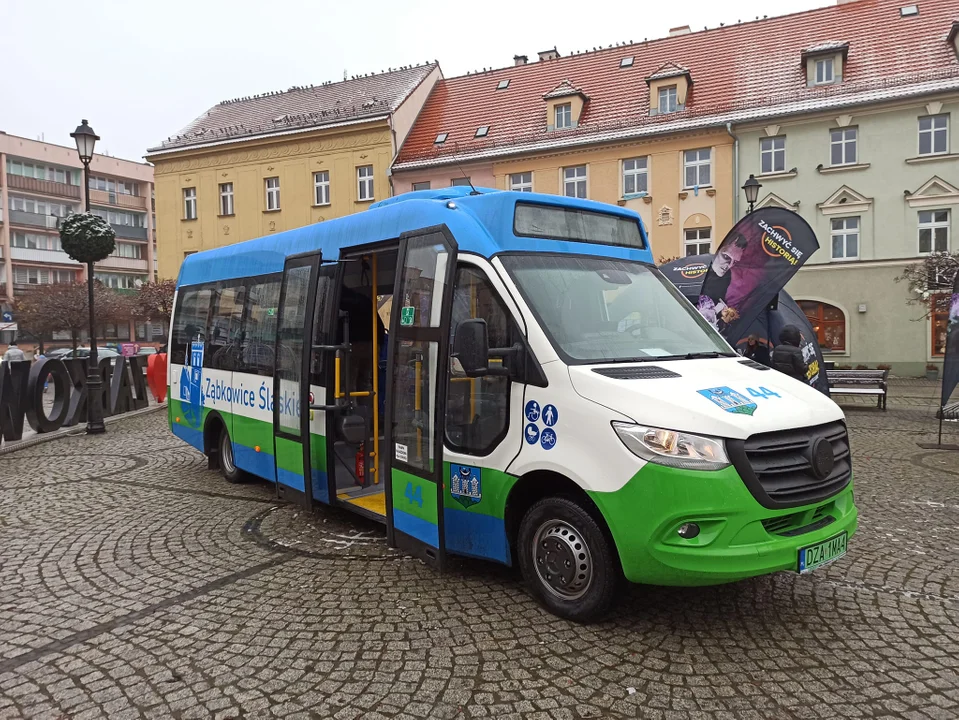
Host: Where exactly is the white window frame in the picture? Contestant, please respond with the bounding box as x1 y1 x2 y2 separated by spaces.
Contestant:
622 157 648 196
554 103 572 130
658 86 678 114
562 165 587 199
219 182 234 216
183 187 197 220
265 177 281 211
509 172 533 192
830 217 860 261
313 171 330 206
830 128 857 166
683 148 711 188
357 165 374 201
918 210 950 254
814 58 834 85
684 228 712 256
918 115 949 156
760 137 786 174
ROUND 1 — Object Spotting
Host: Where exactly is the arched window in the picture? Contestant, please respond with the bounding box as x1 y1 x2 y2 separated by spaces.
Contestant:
798 301 846 352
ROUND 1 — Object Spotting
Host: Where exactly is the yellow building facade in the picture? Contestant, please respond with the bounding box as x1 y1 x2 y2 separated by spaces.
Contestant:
147 63 440 280
492 129 735 261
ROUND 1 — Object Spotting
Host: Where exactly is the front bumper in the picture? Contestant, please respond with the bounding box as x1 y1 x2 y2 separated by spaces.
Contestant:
587 463 858 586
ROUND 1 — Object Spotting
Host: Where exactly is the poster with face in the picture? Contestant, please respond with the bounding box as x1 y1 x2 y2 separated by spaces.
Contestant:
940 277 959 407
697 208 820 342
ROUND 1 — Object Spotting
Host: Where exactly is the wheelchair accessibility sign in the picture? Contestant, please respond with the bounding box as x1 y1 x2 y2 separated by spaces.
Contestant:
524 400 558 450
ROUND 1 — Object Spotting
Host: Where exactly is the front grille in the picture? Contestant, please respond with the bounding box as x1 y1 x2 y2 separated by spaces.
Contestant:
762 503 834 536
728 420 851 509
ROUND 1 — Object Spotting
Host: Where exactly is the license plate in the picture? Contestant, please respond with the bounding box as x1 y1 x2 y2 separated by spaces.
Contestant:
798 532 847 574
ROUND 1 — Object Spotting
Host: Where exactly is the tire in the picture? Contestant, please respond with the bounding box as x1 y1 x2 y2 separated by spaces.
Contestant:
517 496 622 623
218 426 244 484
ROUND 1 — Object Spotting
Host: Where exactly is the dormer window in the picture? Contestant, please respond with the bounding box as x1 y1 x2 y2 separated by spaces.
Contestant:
555 103 572 129
543 80 588 132
814 58 834 85
658 86 678 114
434 132 448 144
475 125 490 138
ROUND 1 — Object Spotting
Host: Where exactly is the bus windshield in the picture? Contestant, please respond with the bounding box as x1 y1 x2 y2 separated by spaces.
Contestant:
501 254 733 364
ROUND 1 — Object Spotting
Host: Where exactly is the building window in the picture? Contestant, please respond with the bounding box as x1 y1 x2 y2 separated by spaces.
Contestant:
760 137 786 174
932 294 950 356
357 165 374 201
412 181 431 191
509 172 533 192
563 165 587 199
265 177 281 210
919 210 950 253
554 103 572 130
183 187 196 220
313 171 330 206
92 208 144 227
684 228 711 256
814 58 834 85
475 126 490 138
450 177 472 187
919 115 949 156
658 86 678 114
799 300 846 352
219 182 234 216
622 158 648 195
830 128 857 165
684 148 711 188
830 217 859 260
434 133 448 144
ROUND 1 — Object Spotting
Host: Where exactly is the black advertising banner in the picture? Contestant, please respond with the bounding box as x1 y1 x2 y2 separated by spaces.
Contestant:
696 208 819 343
941 274 959 408
660 255 829 395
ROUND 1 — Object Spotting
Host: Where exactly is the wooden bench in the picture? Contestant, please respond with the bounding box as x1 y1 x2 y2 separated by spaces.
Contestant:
826 369 889 411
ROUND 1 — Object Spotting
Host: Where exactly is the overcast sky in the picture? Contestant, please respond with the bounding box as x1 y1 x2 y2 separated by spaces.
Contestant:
1 0 829 163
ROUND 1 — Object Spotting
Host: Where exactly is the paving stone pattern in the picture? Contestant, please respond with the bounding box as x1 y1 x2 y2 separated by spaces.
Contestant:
0 386 957 719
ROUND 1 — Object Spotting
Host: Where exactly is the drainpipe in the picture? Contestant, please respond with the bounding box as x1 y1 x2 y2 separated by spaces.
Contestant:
726 122 739 221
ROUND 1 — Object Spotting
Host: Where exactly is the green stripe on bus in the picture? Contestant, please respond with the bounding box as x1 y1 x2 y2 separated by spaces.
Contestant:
391 468 438 524
275 437 304 474
441 462 517 520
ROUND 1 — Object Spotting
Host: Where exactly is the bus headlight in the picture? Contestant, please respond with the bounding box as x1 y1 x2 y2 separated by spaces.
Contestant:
611 422 730 471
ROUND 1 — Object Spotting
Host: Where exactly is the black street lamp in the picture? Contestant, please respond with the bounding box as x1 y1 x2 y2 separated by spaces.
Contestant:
742 174 762 215
70 119 105 435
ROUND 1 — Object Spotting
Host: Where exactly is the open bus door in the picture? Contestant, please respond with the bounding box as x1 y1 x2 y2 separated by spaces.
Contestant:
273 251 330 508
385 227 457 569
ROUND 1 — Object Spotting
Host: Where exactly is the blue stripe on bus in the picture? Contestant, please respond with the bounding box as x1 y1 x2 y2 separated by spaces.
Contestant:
312 469 329 504
393 508 439 548
276 467 305 492
443 507 511 565
172 422 204 451
233 443 276 482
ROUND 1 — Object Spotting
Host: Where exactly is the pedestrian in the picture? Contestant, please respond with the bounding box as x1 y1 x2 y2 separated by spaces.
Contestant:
771 325 809 383
35 350 49 392
3 339 26 362
743 334 770 366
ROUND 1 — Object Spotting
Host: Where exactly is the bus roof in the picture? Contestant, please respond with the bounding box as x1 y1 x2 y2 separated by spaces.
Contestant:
176 187 652 287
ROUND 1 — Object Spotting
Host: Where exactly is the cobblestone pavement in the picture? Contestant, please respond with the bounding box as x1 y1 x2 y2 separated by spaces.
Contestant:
0 389 957 719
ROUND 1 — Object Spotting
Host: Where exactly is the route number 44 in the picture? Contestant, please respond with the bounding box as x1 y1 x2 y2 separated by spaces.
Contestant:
747 386 781 400
404 482 424 508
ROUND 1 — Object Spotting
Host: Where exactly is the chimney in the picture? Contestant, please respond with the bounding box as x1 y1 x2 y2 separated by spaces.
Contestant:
514 54 528 66
669 25 691 36
537 47 560 61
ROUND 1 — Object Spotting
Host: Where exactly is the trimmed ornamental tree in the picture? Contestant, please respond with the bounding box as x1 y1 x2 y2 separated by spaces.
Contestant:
59 212 116 263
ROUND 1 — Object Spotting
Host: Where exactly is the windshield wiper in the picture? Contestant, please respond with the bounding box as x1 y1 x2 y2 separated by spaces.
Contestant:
656 351 737 361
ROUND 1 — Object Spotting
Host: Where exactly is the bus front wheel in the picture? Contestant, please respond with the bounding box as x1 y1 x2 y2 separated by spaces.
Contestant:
218 427 243 484
517 497 621 623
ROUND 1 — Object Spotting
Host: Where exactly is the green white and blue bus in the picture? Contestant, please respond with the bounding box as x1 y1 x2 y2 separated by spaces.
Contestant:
168 187 856 621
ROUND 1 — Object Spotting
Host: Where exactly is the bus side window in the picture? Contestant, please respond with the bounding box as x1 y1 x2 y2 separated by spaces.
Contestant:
445 266 519 455
170 286 213 365
206 282 246 370
239 277 282 377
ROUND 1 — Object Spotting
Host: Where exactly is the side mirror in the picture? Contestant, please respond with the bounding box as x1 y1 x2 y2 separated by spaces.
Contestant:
453 318 490 377
338 413 366 445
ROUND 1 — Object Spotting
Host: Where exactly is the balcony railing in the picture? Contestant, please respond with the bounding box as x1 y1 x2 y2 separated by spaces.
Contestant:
9 247 80 265
97 255 149 271
7 174 81 199
89 188 149 210
111 224 148 240
8 210 59 229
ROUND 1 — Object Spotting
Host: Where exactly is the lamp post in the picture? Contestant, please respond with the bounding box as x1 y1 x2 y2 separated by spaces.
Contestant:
742 174 762 215
70 119 105 434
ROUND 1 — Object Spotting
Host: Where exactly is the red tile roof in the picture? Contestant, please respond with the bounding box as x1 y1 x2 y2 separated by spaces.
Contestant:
395 0 958 168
